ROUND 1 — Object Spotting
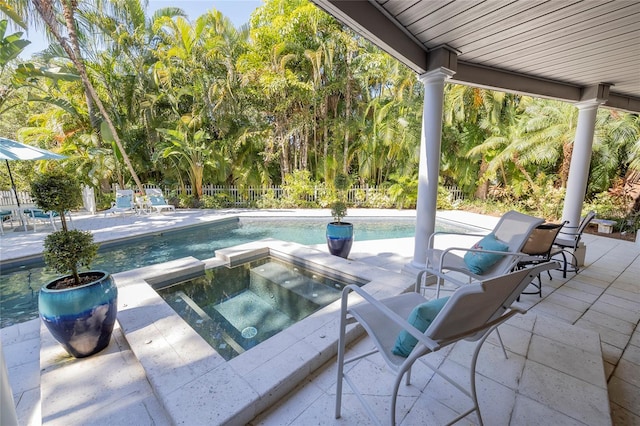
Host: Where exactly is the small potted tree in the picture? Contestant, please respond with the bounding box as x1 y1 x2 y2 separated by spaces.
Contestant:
326 173 354 258
31 170 118 358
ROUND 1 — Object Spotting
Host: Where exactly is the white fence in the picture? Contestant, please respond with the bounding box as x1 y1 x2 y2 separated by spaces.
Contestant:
0 190 34 207
8 184 464 210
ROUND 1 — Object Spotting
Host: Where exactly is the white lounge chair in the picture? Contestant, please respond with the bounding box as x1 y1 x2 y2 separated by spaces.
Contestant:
517 221 567 297
104 189 135 216
145 188 175 213
22 208 70 232
335 262 558 425
418 210 544 297
552 210 595 277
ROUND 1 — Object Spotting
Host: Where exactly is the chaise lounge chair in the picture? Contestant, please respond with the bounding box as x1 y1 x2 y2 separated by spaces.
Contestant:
145 188 175 213
517 221 567 297
552 210 595 277
0 209 14 234
104 189 135 216
22 208 72 232
417 210 544 297
335 262 558 425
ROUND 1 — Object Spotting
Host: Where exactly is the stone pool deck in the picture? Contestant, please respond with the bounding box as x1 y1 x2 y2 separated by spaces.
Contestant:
2 209 639 425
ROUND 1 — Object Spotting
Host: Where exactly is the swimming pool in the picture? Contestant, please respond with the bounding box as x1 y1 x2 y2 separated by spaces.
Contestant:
0 216 467 328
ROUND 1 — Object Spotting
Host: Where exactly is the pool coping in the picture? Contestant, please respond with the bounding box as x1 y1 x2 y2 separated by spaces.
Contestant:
112 238 415 424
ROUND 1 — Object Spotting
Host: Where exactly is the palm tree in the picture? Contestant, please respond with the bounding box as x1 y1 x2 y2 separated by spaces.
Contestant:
8 0 144 193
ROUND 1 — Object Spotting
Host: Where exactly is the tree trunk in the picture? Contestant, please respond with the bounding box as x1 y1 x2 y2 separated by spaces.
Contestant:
34 0 144 194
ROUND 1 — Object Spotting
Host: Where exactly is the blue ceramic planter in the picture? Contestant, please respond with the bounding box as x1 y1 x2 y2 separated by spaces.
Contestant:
326 222 354 259
39 271 118 358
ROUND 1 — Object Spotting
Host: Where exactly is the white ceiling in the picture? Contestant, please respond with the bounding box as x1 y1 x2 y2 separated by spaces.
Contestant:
311 0 640 113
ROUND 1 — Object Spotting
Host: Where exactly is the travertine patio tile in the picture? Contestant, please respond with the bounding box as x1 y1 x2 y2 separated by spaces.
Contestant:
574 318 630 349
511 395 585 426
631 330 640 347
578 266 620 282
504 312 536 332
528 334 604 387
248 378 324 425
163 364 258 426
611 278 640 294
621 342 640 365
0 318 40 345
554 285 601 303
613 358 640 388
545 291 594 311
519 361 610 426
530 300 583 323
337 356 427 398
14 387 40 426
601 341 624 365
590 299 640 324
610 402 640 426
294 391 414 425
483 322 532 357
580 309 635 335
608 376 640 417
40 325 169 426
447 339 525 390
564 279 607 296
422 359 517 426
605 286 640 303
568 273 609 288
400 393 476 426
7 359 39 396
3 335 39 370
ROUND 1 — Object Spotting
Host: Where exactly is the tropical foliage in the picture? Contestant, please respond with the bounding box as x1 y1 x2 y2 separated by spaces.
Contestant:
0 0 638 221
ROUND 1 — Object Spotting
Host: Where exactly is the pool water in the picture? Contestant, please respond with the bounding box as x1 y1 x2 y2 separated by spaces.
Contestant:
0 216 465 328
156 255 363 360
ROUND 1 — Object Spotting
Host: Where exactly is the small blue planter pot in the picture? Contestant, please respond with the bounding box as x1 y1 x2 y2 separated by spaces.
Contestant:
326 222 354 259
39 271 118 358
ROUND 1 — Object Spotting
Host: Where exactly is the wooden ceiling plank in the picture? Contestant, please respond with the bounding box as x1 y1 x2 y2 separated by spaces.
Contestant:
442 1 584 52
509 30 640 73
406 0 489 36
470 2 637 63
377 0 423 18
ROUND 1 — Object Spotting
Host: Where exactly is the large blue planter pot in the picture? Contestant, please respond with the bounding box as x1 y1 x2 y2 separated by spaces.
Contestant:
326 222 354 259
38 271 118 358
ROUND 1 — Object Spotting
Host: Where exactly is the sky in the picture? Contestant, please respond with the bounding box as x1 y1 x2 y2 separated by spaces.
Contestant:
19 0 262 58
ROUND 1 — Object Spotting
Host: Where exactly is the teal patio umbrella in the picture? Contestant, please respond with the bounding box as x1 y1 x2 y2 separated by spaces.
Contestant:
0 137 65 228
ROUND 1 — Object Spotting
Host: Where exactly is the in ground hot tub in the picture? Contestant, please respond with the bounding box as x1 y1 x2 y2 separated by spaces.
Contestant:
154 254 365 360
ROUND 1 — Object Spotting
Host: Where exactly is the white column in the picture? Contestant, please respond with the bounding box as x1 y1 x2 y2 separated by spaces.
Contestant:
409 68 454 270
561 101 600 231
1 341 18 426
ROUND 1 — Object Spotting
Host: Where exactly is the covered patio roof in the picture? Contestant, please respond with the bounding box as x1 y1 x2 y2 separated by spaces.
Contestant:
310 0 640 114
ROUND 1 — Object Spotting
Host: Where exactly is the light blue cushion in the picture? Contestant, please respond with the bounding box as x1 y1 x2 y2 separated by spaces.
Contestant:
392 296 450 357
149 196 164 205
463 233 509 274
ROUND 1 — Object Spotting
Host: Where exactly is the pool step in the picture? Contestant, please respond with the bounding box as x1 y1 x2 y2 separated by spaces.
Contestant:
213 290 294 344
249 261 340 320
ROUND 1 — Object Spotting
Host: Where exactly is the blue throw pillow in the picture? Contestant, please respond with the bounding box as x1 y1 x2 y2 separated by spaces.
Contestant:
392 297 450 357
463 233 509 274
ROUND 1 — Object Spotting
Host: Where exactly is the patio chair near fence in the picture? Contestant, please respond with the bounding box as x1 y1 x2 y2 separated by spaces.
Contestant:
22 208 72 232
145 188 175 213
417 210 544 298
0 209 14 234
104 189 135 216
335 262 558 425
